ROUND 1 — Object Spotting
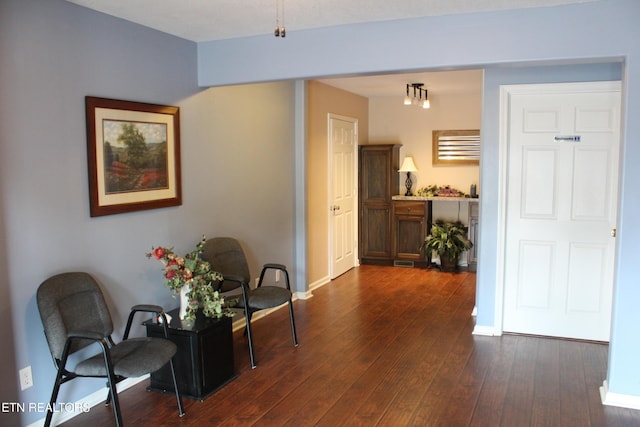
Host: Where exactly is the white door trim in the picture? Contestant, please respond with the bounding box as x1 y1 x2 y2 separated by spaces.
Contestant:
492 84 511 335
327 113 358 278
494 80 621 336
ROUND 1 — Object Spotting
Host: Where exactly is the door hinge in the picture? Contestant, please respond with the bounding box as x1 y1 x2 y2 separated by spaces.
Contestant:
611 228 617 237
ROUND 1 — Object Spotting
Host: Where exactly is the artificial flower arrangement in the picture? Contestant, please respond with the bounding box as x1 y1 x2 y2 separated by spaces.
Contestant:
147 236 235 320
416 184 466 198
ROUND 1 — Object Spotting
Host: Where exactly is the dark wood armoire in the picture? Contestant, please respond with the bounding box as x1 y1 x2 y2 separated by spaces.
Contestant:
358 144 400 264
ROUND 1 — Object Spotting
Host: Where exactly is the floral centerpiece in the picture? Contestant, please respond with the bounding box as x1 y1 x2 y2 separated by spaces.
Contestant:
147 236 234 320
416 184 466 198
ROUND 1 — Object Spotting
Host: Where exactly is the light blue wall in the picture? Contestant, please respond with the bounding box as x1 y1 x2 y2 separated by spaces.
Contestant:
198 0 640 397
1 1 297 425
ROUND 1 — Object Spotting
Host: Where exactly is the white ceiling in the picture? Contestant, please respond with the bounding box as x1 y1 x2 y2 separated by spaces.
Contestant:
64 0 594 97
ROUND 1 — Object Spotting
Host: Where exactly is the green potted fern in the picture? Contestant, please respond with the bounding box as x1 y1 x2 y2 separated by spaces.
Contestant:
424 220 473 272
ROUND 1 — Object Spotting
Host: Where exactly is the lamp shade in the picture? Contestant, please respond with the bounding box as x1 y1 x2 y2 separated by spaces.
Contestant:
399 156 418 172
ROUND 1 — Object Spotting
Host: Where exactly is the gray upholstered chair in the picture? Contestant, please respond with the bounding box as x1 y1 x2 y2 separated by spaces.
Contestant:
36 272 184 427
202 237 298 368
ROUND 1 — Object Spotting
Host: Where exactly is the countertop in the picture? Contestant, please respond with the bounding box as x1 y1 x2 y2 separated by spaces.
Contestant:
392 195 479 202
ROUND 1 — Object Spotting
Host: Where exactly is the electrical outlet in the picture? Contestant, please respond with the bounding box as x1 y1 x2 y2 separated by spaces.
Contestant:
19 366 33 390
275 270 281 282
255 278 259 287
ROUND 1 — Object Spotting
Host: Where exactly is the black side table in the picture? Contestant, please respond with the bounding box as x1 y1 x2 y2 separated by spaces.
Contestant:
144 308 236 401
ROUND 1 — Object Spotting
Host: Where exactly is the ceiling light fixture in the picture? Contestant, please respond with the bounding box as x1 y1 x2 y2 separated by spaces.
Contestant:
404 83 430 109
404 85 412 105
274 0 286 37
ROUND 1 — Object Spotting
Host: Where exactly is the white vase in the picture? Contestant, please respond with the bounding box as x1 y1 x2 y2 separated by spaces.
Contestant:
179 285 190 320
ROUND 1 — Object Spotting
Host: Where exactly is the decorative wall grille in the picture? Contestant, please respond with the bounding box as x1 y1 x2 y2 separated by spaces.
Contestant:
432 130 480 165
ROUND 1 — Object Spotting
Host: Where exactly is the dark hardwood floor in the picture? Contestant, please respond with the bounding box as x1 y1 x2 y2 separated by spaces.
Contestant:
60 265 640 426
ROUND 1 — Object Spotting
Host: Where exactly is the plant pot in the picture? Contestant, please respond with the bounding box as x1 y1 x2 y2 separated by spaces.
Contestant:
439 253 459 272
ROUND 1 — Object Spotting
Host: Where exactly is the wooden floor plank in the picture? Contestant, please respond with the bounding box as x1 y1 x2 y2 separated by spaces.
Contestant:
469 335 517 426
500 336 538 425
57 265 640 426
531 339 561 426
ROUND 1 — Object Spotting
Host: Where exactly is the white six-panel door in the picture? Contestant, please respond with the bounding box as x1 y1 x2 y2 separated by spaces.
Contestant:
502 82 621 342
329 114 357 278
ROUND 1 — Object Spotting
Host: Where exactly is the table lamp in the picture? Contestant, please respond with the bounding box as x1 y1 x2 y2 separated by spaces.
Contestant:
399 156 418 196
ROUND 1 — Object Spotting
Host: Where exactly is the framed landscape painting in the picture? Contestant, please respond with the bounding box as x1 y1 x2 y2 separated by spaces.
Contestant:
85 96 181 217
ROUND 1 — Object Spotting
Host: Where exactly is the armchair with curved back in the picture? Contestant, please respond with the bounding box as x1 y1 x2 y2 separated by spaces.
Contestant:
36 272 184 427
201 237 298 368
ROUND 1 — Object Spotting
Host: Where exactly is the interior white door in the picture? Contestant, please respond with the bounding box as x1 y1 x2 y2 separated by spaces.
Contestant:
329 114 357 278
502 81 621 342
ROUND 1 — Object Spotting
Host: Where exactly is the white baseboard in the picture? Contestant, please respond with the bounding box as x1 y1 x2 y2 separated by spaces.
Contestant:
600 380 640 410
309 275 331 291
293 290 314 300
472 325 502 336
28 375 148 427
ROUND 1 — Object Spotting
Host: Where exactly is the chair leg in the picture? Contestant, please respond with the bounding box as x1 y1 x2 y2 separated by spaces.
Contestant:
99 344 123 427
244 310 256 368
167 357 185 417
288 300 298 347
239 281 257 368
104 378 114 405
104 376 125 406
282 269 298 347
106 372 123 427
44 370 65 427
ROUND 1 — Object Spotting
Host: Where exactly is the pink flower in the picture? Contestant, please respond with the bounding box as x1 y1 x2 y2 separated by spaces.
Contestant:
165 269 176 279
153 247 165 260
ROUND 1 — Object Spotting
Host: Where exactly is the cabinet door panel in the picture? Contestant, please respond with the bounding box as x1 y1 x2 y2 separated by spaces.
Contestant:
361 205 391 258
394 215 425 260
361 150 392 202
147 329 197 395
199 318 234 392
468 201 479 270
